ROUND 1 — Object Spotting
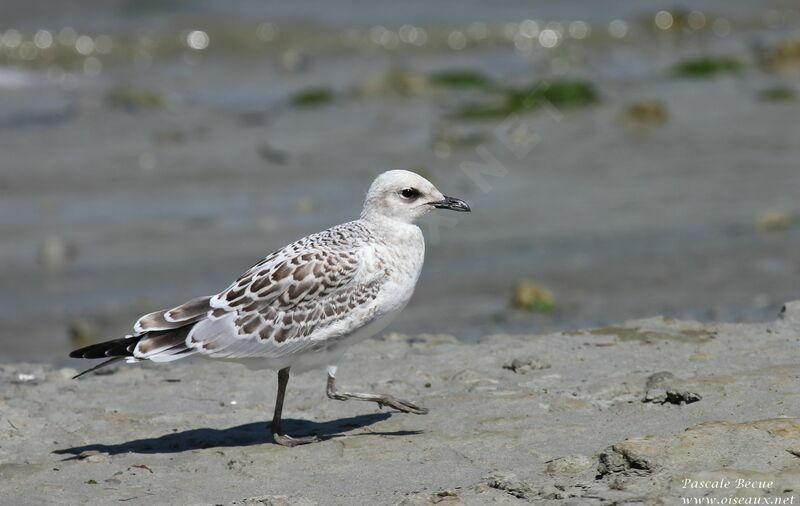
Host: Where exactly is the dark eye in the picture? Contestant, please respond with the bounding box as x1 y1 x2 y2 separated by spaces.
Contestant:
400 187 420 200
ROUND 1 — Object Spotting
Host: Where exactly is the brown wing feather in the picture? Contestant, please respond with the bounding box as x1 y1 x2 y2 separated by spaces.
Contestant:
191 222 386 353
134 296 212 333
220 250 375 344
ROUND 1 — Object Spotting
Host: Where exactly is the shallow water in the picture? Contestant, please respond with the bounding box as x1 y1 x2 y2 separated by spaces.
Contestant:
1 0 798 363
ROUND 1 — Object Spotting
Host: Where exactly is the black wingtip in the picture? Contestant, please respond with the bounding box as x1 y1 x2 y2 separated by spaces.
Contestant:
69 335 140 360
72 356 124 380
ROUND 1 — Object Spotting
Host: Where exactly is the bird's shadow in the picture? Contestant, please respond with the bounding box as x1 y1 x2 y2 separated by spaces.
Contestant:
54 413 420 457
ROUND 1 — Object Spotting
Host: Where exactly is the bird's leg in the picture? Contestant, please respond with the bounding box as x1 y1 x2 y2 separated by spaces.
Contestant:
270 367 319 447
325 366 428 415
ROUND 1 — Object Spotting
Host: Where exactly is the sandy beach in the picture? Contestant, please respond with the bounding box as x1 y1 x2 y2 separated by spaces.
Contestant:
3 306 800 504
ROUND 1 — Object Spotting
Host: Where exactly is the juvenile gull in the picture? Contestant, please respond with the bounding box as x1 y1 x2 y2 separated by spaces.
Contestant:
70 170 470 446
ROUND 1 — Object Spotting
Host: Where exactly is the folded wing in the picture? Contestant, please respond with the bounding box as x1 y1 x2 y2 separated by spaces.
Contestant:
133 224 381 361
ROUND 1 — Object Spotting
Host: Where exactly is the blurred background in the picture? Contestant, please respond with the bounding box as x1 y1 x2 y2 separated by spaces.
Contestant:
1 0 798 363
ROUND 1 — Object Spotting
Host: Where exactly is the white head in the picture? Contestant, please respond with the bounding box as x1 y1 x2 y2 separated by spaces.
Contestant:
361 169 470 224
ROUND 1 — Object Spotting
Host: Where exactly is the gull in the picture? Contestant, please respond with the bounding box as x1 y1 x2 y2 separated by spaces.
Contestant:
69 170 470 446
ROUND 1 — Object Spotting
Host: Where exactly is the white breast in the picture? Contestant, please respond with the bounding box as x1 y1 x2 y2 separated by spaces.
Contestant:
372 223 425 316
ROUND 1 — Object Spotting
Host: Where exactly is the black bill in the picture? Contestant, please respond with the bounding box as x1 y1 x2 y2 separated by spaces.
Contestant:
432 195 471 212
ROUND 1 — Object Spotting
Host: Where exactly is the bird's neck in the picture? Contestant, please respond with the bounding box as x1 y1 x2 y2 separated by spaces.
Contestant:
360 213 423 246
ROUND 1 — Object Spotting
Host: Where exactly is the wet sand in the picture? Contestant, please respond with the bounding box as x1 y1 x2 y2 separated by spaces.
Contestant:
2 307 800 504
2 33 800 361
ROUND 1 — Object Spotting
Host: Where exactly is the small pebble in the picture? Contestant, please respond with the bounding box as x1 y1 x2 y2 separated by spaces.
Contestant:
38 236 69 272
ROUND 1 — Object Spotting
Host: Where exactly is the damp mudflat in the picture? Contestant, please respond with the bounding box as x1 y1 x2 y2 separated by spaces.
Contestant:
0 0 799 363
